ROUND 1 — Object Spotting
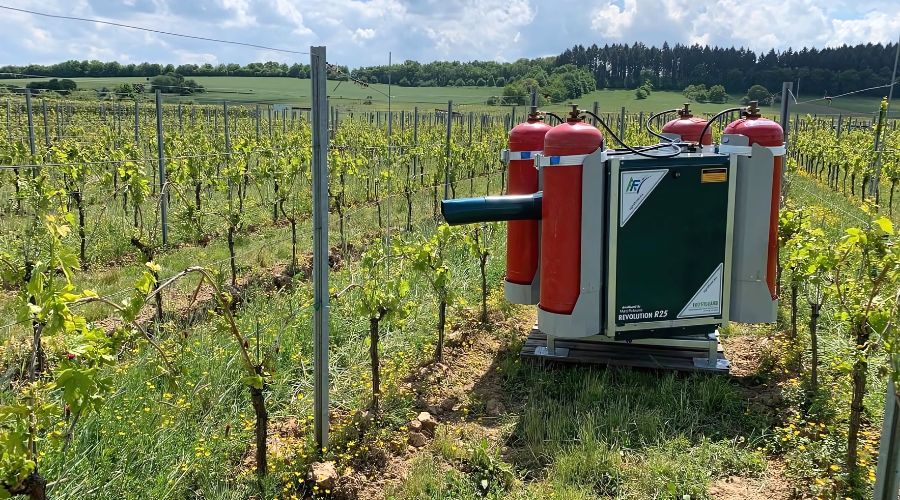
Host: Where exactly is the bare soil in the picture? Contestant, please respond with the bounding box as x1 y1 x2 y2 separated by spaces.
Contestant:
355 306 534 499
350 322 797 500
712 333 794 499
722 333 774 378
710 459 794 500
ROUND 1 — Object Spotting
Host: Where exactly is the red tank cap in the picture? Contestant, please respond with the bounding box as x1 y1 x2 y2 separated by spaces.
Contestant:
723 116 783 147
543 106 603 156
662 104 711 145
723 100 783 147
509 117 552 152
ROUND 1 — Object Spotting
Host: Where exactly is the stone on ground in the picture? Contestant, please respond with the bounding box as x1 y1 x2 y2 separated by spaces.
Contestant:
307 461 338 490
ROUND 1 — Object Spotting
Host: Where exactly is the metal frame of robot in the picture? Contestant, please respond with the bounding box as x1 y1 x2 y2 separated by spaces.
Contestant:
512 134 780 371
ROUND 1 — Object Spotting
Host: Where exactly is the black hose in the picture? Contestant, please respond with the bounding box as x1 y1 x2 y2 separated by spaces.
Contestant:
607 142 690 156
582 110 682 158
696 107 745 147
645 109 679 143
544 112 563 124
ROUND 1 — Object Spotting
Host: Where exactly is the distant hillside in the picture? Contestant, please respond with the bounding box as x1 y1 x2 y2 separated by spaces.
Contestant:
0 61 348 81
1 41 895 100
351 42 898 98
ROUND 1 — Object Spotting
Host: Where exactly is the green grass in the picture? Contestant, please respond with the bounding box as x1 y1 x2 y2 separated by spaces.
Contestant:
573 89 891 118
389 350 769 499
1 76 890 117
507 365 768 498
0 167 283 328
0 90 511 500
775 170 892 497
8 171 511 498
388 158 899 499
2 101 897 498
0 76 501 112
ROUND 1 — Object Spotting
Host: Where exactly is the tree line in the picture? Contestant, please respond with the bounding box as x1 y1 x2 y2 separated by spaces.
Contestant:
0 60 349 80
557 42 899 96
348 58 557 87
24 78 77 94
1 41 895 99
3 74 205 97
493 65 596 105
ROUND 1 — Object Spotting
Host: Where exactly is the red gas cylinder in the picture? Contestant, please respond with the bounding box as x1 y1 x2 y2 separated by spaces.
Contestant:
662 103 712 145
539 107 603 315
724 101 784 299
506 112 551 289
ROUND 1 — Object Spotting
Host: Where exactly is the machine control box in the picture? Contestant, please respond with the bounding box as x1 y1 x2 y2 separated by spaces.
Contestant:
606 154 734 340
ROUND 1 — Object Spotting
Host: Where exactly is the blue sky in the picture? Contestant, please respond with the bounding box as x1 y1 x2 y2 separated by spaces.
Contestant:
0 0 897 68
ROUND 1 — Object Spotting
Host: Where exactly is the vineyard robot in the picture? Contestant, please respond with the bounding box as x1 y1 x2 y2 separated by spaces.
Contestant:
442 102 785 373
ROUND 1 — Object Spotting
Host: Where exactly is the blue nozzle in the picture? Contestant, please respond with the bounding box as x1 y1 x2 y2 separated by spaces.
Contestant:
441 192 542 225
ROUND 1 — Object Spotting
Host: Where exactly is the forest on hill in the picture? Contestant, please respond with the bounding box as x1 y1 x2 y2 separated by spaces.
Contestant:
352 42 898 96
1 41 895 98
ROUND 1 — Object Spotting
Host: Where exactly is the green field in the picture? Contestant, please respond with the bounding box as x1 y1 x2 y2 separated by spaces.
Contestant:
1 87 898 497
0 76 891 118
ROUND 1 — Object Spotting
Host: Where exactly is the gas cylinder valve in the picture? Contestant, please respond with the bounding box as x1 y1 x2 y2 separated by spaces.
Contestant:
743 101 761 118
567 104 583 121
661 104 711 146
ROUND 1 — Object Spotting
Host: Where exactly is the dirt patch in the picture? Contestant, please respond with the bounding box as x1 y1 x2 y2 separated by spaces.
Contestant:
713 334 793 499
722 333 774 378
332 315 795 499
354 449 418 500
722 333 785 414
241 416 308 473
282 244 358 284
408 309 523 423
710 459 794 500
354 306 534 499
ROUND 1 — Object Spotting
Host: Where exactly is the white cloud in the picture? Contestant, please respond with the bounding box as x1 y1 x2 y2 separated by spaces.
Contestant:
85 44 117 60
590 0 636 39
0 0 895 68
415 0 535 60
270 0 312 35
22 27 53 53
661 0 691 23
831 12 900 48
585 0 891 53
172 49 219 64
305 0 406 24
220 0 257 28
352 28 376 43
690 0 832 51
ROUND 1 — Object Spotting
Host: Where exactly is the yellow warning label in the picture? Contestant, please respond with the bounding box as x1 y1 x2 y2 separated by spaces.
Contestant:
701 168 727 183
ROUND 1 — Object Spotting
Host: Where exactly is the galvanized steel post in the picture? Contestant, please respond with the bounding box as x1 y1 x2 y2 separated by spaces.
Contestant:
41 99 49 152
25 90 35 160
134 99 140 145
310 46 330 452
444 100 453 199
155 90 169 245
874 382 900 500
779 82 792 204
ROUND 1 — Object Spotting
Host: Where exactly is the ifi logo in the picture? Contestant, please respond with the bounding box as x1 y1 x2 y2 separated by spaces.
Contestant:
625 176 647 193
